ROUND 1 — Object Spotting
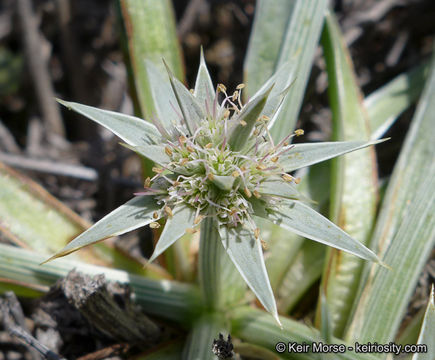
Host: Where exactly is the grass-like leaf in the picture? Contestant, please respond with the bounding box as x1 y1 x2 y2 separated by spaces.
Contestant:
231 306 378 360
218 224 280 326
57 99 161 146
149 204 195 262
365 62 429 140
254 199 379 263
318 11 380 337
118 0 184 117
182 313 229 360
280 139 386 172
43 196 160 263
0 244 201 324
277 241 324 313
244 0 328 141
345 43 435 344
412 285 435 360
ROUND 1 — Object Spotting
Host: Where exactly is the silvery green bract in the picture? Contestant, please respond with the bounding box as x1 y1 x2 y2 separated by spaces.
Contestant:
48 53 383 324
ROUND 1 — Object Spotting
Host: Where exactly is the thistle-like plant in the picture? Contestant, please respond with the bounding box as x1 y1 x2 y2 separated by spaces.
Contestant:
46 53 384 324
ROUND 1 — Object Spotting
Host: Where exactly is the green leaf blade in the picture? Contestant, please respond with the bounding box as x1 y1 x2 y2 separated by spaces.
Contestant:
245 0 328 141
412 286 435 360
318 11 380 337
345 42 435 344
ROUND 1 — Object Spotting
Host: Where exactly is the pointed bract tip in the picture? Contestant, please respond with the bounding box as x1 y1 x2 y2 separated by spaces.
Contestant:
378 260 392 271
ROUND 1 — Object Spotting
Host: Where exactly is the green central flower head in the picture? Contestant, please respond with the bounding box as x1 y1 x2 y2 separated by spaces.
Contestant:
49 52 385 325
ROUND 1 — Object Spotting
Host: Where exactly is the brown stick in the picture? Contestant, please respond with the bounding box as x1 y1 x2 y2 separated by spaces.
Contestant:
17 0 65 137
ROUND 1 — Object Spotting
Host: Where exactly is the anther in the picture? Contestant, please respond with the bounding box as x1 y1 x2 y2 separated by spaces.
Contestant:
165 146 173 156
254 228 260 239
232 91 239 101
164 206 173 218
282 174 293 182
271 156 279 163
236 83 245 90
179 135 187 144
294 129 304 136
244 187 252 198
231 171 240 178
186 145 195 153
150 222 160 229
294 177 301 184
205 143 213 149
152 167 163 174
207 173 215 180
239 120 247 126
153 212 159 219
217 84 227 93
144 177 151 187
253 190 261 198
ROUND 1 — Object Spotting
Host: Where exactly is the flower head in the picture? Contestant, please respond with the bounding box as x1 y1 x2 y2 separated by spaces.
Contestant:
48 53 384 323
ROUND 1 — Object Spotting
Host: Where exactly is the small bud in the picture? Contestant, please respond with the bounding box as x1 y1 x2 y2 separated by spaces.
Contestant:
294 129 304 136
189 89 194 94
240 166 246 172
239 120 247 126
261 115 270 122
164 206 173 218
152 167 163 174
144 177 151 187
236 83 245 90
224 109 231 118
232 90 239 101
180 158 189 165
256 164 266 170
244 187 252 198
294 177 301 184
173 180 180 186
165 146 173 156
153 211 159 219
282 173 293 182
253 129 260 136
253 190 261 198
254 228 260 239
186 145 195 153
179 135 187 144
271 156 279 163
205 143 213 149
208 173 215 180
150 222 160 229
231 170 240 178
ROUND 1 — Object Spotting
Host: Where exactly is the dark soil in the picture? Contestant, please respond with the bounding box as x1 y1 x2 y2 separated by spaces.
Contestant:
0 0 434 359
